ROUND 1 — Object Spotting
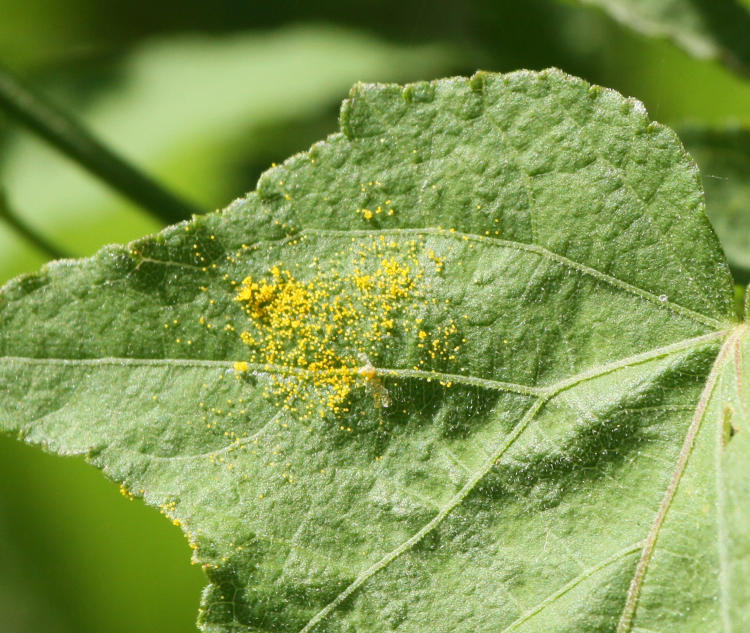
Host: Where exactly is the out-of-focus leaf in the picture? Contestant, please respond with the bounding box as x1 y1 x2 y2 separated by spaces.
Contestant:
0 435 207 633
570 0 750 74
680 126 750 284
0 0 95 68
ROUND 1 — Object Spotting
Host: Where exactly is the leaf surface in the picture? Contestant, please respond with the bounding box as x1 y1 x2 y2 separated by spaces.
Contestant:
0 69 747 632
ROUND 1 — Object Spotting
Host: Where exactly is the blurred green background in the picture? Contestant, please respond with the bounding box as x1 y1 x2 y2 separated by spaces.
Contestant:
2 2 750 632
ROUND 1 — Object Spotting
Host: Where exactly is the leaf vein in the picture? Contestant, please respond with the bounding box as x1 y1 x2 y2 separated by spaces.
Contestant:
118 226 724 330
0 331 726 400
501 542 643 632
300 227 725 329
615 325 743 632
295 397 547 633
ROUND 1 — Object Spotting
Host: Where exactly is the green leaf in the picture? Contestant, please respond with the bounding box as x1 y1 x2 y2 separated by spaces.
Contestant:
680 126 750 285
571 0 750 74
0 69 746 632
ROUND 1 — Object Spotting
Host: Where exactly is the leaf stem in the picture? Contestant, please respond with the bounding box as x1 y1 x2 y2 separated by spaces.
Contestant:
0 63 202 225
0 189 70 260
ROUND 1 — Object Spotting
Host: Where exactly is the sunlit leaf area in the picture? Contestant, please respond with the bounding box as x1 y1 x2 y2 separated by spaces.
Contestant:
2 2 750 632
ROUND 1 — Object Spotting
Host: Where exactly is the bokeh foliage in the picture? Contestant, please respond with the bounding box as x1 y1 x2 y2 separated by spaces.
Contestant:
2 1 750 632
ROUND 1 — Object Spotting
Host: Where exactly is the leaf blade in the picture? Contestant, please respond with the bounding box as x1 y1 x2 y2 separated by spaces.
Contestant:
0 69 744 633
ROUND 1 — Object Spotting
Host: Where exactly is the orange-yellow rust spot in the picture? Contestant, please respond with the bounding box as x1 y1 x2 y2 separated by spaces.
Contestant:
223 235 463 421
119 485 134 501
230 240 427 418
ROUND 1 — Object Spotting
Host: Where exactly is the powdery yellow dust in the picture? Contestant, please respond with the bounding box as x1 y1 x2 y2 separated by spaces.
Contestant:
220 235 460 421
232 240 419 419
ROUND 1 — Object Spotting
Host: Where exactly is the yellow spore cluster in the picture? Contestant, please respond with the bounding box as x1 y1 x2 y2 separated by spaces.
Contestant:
354 181 395 221
232 238 423 420
356 204 395 220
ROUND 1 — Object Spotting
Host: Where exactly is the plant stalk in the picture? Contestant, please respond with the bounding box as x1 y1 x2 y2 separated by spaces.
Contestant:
0 63 201 225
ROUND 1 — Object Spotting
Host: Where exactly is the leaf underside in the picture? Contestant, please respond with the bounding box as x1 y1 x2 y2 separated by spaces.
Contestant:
1 69 748 633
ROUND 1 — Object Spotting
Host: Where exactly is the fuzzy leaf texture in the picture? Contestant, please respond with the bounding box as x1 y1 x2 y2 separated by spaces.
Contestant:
1 69 748 633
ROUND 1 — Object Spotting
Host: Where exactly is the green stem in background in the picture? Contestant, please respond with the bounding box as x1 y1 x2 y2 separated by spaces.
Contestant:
0 189 70 260
0 63 202 225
